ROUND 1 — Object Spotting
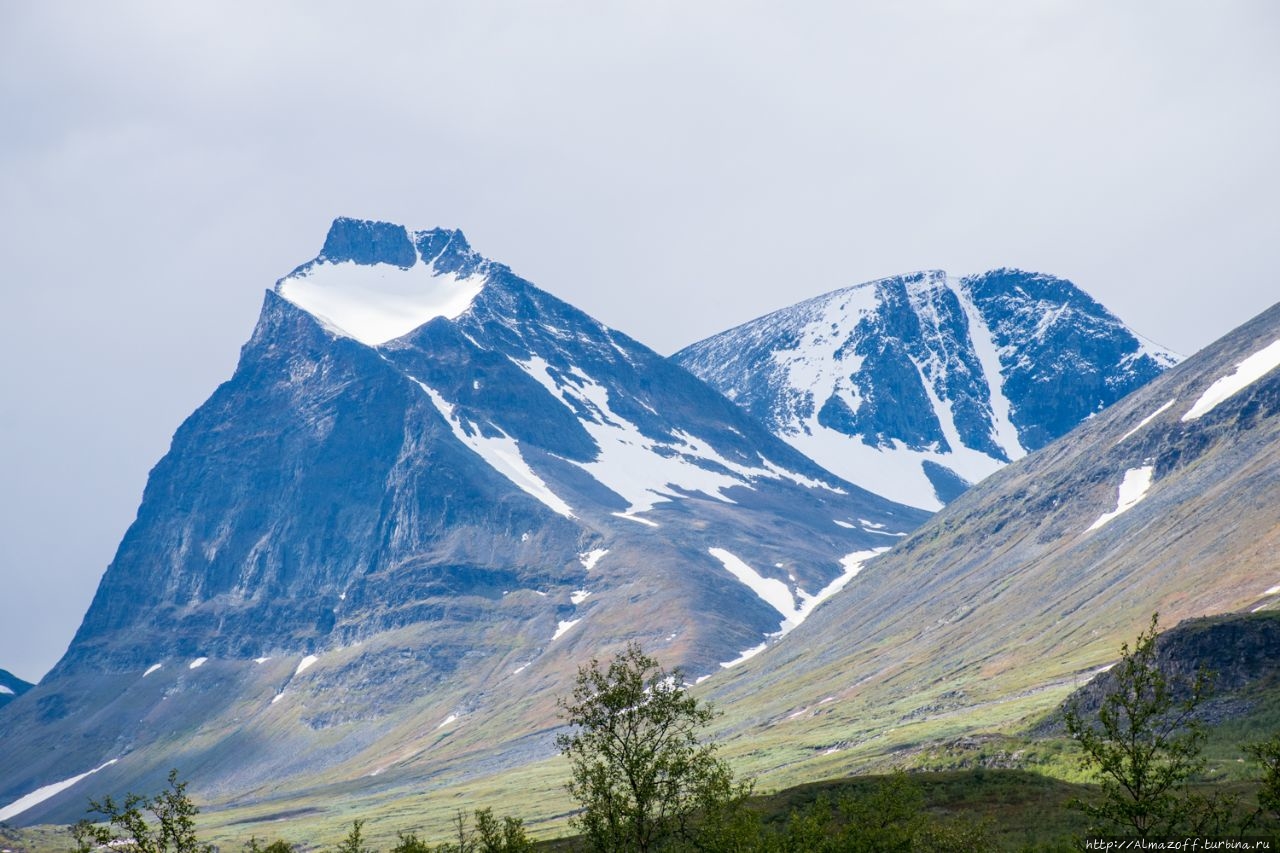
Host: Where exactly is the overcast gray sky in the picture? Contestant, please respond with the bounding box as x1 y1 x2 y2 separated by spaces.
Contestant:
2 1 1277 683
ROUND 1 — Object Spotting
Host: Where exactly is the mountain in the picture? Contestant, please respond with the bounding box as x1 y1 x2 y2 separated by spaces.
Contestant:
0 218 927 825
674 269 1179 509
0 669 32 710
702 299 1280 787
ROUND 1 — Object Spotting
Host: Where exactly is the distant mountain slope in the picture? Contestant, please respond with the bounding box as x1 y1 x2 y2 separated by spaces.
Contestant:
0 218 926 825
702 299 1280 787
0 669 32 710
675 269 1178 509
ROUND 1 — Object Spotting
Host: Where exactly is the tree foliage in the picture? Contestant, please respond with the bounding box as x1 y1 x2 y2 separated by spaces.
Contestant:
1064 613 1213 837
389 808 530 853
335 820 374 853
1246 733 1280 827
768 773 992 853
71 770 212 853
556 642 749 852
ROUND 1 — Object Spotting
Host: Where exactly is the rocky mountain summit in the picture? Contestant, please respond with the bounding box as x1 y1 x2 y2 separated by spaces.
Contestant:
675 269 1178 508
0 218 926 824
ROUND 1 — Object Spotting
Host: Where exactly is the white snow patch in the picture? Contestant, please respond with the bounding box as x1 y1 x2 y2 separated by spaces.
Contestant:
719 642 768 669
949 278 1027 460
1264 585 1280 596
833 520 855 529
553 619 581 640
709 549 796 618
612 512 659 528
1087 466 1156 531
0 686 12 695
709 547 888 640
143 663 162 678
0 760 119 822
435 714 458 730
513 662 530 675
1118 399 1176 443
271 692 284 704
295 655 319 676
277 259 486 346
253 656 272 664
580 548 609 571
570 589 591 605
513 355 836 515
188 657 207 670
413 378 575 518
1183 340 1280 421
783 549 887 633
765 275 1027 510
819 696 836 704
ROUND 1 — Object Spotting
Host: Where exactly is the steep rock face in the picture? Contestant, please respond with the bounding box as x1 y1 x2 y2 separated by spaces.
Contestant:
675 269 1177 509
703 300 1280 788
962 270 1174 450
57 291 582 675
0 219 927 824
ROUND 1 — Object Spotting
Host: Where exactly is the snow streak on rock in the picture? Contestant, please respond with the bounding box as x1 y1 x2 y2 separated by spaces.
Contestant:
1087 466 1156 531
1182 340 1280 422
413 378 576 518
1119 399 1177 443
0 759 119 822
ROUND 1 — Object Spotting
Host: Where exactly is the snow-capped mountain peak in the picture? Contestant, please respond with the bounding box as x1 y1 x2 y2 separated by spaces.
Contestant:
276 217 493 346
675 268 1179 510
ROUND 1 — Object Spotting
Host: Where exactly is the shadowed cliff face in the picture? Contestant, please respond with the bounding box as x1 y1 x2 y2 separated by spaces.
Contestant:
1037 611 1280 735
676 268 1177 509
0 219 928 824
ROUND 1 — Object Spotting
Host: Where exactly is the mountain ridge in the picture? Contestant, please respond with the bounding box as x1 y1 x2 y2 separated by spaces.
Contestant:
698 297 1280 788
0 218 927 825
674 268 1178 509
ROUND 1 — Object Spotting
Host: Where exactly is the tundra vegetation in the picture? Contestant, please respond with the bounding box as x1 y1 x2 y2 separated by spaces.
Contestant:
58 622 1280 852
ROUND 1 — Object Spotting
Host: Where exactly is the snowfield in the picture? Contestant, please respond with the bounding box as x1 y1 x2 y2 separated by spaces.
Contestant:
1183 340 1280 422
1087 466 1156 531
279 259 487 346
294 655 319 676
0 759 119 822
553 619 581 641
